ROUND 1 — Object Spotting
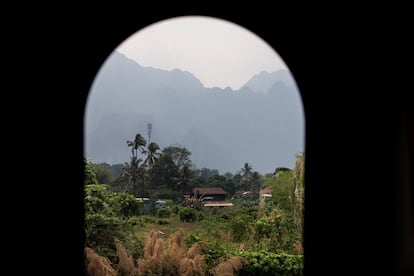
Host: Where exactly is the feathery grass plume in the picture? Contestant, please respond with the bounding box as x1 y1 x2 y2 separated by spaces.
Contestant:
239 242 249 252
218 230 232 244
293 239 304 254
178 243 206 276
116 243 137 275
143 230 160 260
136 258 146 276
209 256 245 276
163 229 186 275
141 229 164 275
171 228 185 249
84 247 117 276
257 206 266 219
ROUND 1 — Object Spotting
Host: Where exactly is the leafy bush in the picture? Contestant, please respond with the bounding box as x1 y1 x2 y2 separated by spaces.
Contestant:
203 241 227 269
84 184 114 216
84 159 98 185
84 213 129 263
172 206 180 214
85 184 143 218
238 251 303 275
163 199 174 205
120 234 145 260
126 216 143 226
157 207 171 218
254 217 274 239
184 233 202 248
144 216 156 224
230 214 252 242
109 192 142 218
178 207 203 222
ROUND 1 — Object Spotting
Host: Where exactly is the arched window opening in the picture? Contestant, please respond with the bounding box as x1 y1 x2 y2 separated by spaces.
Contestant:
83 16 305 275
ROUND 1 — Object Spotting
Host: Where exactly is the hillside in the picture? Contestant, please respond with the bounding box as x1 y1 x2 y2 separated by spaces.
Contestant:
85 51 304 173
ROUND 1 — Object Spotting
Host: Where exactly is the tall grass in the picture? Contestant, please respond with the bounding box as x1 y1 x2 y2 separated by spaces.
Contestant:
139 229 164 274
85 228 243 275
115 243 137 275
209 256 245 276
84 247 117 276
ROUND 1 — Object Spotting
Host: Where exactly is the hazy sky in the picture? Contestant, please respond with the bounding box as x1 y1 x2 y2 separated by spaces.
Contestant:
116 16 288 90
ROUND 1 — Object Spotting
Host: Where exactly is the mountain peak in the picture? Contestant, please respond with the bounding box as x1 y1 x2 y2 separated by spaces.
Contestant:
258 70 271 76
86 53 304 173
242 69 295 94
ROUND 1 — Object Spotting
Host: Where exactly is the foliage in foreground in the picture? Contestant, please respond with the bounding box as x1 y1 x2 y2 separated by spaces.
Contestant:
84 184 144 263
83 152 305 275
84 229 303 275
238 250 303 275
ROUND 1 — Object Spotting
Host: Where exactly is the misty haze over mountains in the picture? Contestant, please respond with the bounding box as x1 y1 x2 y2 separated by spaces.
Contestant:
85 51 304 174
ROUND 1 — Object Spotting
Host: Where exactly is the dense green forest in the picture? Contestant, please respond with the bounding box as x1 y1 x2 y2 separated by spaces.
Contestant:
84 132 304 275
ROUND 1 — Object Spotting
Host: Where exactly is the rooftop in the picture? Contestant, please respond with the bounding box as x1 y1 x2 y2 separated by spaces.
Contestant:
193 187 227 195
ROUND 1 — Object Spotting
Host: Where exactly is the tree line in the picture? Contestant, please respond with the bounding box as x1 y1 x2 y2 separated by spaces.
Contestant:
86 129 276 201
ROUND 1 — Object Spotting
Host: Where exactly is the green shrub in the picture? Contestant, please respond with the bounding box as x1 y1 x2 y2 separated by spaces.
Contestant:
254 217 274 239
109 192 143 218
163 199 174 205
178 207 203 222
203 241 227 269
84 184 114 216
184 233 202 247
230 214 252 242
126 216 143 226
238 251 303 275
157 207 171 218
120 234 145 260
84 213 129 263
144 216 156 224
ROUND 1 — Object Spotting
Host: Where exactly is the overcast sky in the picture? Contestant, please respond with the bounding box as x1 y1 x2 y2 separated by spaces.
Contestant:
116 16 288 90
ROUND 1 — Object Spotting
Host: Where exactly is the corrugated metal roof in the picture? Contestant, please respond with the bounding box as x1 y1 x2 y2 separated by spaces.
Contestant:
192 187 227 195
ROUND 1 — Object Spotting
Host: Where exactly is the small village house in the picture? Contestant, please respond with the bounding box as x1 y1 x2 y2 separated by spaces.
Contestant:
192 187 233 207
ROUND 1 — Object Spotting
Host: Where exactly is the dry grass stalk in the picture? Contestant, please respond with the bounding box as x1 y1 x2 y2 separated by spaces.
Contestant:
178 243 206 276
145 230 164 259
87 229 212 275
143 229 160 260
84 247 117 276
136 258 146 276
171 228 185 249
218 230 232 244
293 239 304 254
116 243 137 275
209 256 245 276
141 229 164 275
160 229 185 275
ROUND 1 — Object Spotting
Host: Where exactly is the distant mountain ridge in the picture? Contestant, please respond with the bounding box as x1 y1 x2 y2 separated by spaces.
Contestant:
85 51 304 174
242 69 296 93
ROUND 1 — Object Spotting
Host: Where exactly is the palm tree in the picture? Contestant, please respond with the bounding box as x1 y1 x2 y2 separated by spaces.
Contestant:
145 142 161 196
240 162 253 191
251 171 262 195
145 142 161 167
122 156 142 196
138 162 148 198
172 164 194 197
127 133 147 160
125 133 147 197
241 162 253 179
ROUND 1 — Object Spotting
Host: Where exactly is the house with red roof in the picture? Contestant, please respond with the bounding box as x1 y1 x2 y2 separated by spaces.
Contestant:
192 187 233 207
